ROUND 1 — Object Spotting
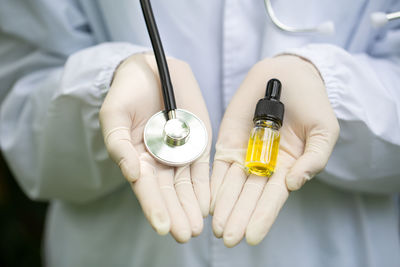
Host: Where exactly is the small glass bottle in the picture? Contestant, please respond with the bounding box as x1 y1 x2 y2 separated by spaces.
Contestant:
245 79 285 177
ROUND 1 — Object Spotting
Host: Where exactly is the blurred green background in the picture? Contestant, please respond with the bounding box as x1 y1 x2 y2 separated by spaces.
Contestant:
0 154 47 267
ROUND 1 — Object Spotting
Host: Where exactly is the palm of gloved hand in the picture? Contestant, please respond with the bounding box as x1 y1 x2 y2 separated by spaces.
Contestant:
210 55 339 247
100 53 212 243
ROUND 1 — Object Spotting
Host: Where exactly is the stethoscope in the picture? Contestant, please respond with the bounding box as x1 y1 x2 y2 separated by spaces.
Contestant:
264 0 400 35
140 0 208 167
140 0 399 167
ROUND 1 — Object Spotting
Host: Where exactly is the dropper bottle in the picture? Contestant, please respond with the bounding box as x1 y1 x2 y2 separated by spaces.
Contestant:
245 79 285 177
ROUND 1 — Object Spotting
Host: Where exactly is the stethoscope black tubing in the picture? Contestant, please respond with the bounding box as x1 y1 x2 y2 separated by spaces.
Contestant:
140 0 177 113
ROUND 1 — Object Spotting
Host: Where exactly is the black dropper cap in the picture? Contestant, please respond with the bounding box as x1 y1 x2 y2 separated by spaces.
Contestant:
253 79 285 126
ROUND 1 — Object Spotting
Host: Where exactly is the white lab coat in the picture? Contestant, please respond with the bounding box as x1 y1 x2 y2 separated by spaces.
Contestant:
0 0 399 266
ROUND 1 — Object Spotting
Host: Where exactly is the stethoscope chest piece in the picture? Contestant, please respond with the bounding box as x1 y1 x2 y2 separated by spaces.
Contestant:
144 109 208 166
140 0 208 166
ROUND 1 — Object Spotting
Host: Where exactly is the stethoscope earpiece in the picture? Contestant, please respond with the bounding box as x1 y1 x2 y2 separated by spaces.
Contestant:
315 21 335 35
370 12 400 28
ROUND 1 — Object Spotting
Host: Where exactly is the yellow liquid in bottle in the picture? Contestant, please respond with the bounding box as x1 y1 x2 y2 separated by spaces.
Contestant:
245 122 280 177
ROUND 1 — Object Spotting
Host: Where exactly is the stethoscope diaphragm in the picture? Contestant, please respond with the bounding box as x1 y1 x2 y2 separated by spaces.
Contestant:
143 109 208 166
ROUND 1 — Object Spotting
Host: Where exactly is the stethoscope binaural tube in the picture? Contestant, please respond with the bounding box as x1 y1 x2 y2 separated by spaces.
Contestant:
264 0 335 35
140 0 208 166
264 0 400 35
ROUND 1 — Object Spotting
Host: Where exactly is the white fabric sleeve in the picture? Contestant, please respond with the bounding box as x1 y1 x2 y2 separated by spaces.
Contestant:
0 42 148 203
0 0 150 203
282 36 400 194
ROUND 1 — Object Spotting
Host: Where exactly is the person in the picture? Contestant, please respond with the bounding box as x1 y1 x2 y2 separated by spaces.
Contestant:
0 0 399 266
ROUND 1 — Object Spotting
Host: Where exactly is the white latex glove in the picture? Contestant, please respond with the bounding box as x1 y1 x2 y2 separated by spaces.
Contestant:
210 55 339 247
99 53 212 243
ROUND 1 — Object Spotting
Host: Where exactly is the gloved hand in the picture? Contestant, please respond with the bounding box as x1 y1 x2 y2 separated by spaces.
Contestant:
99 53 212 243
210 55 339 247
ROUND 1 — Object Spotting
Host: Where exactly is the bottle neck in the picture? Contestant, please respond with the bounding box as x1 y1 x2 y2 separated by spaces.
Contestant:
254 119 281 130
